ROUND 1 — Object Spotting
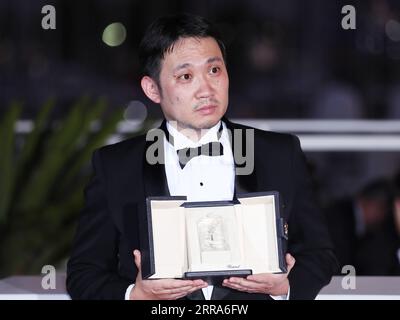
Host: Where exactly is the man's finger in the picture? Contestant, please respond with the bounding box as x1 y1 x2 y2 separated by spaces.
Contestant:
158 284 205 300
223 280 255 293
226 277 267 289
153 285 195 295
156 279 203 289
246 273 279 284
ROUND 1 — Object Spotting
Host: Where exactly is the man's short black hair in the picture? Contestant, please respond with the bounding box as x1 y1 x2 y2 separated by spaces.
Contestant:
139 13 226 84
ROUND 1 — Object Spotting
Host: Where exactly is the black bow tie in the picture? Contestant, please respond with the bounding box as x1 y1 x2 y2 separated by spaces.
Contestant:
177 142 224 169
163 122 225 169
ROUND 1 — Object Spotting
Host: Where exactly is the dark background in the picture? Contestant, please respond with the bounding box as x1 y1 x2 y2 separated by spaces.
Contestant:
1 0 400 277
2 0 400 119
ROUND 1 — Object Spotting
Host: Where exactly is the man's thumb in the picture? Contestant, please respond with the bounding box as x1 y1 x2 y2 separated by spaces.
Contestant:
133 249 141 271
286 253 295 272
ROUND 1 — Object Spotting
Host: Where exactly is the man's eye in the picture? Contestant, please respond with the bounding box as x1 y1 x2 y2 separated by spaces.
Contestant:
210 66 221 74
178 74 192 81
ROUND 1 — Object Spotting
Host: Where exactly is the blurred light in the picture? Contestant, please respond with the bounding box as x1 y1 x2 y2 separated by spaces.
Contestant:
385 19 400 42
311 84 363 119
123 100 148 124
249 38 278 70
102 22 127 47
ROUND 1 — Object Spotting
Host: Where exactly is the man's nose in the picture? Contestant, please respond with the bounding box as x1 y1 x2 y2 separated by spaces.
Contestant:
195 75 213 99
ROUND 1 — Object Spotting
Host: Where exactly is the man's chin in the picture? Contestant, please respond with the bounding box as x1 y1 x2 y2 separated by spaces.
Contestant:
196 114 224 129
195 120 220 130
176 118 221 131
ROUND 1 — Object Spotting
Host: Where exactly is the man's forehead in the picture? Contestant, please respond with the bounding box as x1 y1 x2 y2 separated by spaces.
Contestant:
162 37 224 72
162 37 224 67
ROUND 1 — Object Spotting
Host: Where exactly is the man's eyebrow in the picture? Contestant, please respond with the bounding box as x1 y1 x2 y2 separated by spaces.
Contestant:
173 63 191 73
173 57 224 73
207 57 224 64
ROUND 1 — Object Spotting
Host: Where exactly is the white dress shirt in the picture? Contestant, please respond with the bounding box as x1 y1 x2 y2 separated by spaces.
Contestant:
125 120 288 300
164 120 234 300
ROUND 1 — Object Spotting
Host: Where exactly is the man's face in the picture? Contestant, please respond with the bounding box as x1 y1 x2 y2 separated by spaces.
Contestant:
149 37 229 130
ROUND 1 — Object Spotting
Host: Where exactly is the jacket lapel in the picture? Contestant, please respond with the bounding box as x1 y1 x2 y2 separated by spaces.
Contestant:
224 118 258 196
143 120 170 198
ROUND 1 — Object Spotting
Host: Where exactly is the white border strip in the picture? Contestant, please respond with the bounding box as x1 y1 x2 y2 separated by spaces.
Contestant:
316 294 400 300
14 120 400 151
0 293 398 300
240 119 400 133
0 293 70 300
298 135 400 151
15 119 400 134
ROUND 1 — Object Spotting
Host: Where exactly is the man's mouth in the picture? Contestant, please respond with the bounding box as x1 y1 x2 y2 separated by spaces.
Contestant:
196 105 217 115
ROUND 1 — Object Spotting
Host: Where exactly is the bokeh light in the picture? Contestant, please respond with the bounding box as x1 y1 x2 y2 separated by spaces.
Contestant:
102 22 127 47
123 100 148 124
385 19 400 42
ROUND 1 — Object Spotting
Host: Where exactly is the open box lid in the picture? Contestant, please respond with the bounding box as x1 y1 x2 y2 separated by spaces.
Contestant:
139 192 287 283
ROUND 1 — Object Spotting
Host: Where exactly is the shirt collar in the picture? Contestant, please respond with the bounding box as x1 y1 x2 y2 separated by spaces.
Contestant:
166 120 222 150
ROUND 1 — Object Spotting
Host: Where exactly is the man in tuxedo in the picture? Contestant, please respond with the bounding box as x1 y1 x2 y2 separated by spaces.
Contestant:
66 13 337 300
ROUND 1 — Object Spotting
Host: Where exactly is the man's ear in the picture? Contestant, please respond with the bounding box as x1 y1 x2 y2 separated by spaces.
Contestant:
141 76 161 104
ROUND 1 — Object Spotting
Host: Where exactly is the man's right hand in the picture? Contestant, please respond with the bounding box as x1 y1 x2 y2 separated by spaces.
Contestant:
129 250 208 300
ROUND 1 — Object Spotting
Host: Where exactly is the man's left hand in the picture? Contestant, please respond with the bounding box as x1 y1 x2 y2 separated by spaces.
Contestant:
222 253 295 296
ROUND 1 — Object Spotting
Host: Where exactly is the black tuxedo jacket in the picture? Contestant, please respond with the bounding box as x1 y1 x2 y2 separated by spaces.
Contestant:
66 119 337 300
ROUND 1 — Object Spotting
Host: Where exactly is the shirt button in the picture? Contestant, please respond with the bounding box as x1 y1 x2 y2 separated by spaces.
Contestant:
200 182 204 186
